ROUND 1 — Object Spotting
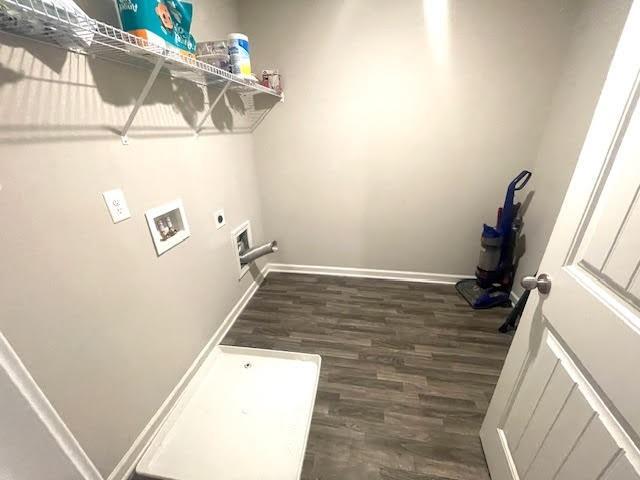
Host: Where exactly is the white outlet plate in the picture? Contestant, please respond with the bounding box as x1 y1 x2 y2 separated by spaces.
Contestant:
102 189 131 223
214 209 226 229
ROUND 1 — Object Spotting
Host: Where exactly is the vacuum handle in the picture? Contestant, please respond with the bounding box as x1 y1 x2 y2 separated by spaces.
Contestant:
512 170 532 191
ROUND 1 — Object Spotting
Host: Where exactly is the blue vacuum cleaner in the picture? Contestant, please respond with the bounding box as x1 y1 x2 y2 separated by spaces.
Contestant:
456 170 532 309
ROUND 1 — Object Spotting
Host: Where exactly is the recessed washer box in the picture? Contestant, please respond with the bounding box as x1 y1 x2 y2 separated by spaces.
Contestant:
145 199 191 256
136 346 321 480
231 220 252 278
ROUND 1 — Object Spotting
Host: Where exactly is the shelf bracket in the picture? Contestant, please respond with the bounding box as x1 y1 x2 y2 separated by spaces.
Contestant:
121 57 166 144
194 80 232 135
250 104 275 132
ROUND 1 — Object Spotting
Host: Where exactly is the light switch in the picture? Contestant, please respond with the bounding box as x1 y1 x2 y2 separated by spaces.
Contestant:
103 189 131 223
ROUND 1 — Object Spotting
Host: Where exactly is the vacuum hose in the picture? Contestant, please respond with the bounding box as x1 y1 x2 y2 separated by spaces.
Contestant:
239 240 278 264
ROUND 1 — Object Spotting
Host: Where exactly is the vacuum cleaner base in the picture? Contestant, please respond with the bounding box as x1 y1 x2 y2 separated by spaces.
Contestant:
455 279 512 310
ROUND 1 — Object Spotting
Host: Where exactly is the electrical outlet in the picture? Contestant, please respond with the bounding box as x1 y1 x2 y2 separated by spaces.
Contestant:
214 209 226 229
103 189 131 223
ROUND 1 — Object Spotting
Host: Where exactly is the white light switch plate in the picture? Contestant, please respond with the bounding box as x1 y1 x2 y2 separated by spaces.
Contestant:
103 189 131 223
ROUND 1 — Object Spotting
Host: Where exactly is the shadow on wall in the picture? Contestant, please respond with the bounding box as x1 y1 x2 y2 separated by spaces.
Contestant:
512 189 535 278
0 32 277 143
0 60 23 85
87 56 208 130
0 33 68 73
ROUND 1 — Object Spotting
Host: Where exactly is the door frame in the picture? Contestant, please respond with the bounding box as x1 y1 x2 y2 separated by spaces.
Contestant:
480 1 640 478
0 331 102 480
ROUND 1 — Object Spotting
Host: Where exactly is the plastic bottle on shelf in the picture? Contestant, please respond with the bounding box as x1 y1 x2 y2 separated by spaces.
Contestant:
227 33 251 78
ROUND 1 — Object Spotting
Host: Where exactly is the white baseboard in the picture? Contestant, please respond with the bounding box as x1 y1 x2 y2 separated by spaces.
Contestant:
265 263 473 285
107 266 268 480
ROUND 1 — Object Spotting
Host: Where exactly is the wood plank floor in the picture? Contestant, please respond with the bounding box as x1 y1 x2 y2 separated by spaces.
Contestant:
222 273 513 480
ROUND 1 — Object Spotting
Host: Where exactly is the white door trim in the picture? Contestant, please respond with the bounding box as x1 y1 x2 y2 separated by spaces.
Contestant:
0 331 103 480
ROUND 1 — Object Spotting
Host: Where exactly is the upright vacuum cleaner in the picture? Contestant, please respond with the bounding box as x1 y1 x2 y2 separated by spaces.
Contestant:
456 170 532 309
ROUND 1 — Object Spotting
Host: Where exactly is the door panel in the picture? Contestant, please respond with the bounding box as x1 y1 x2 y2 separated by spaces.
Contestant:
511 365 573 475
554 415 619 480
604 457 640 480
497 329 636 479
501 346 557 449
580 102 640 300
524 387 593 480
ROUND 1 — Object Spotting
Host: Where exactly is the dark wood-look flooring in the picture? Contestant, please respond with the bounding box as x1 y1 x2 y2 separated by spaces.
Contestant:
222 273 513 480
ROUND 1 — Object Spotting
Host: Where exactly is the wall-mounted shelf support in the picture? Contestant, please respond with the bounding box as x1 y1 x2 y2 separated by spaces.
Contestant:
251 105 274 132
121 57 166 145
194 80 232 135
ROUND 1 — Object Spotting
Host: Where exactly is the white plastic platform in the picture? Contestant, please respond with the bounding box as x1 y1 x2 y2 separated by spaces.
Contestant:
136 346 321 480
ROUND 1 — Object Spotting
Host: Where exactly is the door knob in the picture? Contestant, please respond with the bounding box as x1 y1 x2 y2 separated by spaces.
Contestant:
521 274 552 294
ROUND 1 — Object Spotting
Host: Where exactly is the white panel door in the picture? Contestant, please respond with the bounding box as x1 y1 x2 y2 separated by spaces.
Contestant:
480 2 640 479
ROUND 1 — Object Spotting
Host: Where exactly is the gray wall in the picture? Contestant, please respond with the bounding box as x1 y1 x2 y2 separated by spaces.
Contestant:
0 0 268 475
240 0 582 275
0 0 632 476
513 0 632 295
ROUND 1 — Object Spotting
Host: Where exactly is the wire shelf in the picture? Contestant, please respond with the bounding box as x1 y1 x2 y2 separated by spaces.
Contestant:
0 0 281 140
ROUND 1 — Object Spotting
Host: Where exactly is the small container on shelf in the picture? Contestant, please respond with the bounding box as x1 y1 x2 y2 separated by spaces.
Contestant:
227 33 251 78
196 40 230 71
261 69 282 93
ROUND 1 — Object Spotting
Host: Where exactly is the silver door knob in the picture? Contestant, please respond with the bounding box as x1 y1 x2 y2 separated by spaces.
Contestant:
521 274 552 294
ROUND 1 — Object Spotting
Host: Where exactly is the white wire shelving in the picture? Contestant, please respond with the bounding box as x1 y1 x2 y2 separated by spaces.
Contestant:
0 0 282 142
